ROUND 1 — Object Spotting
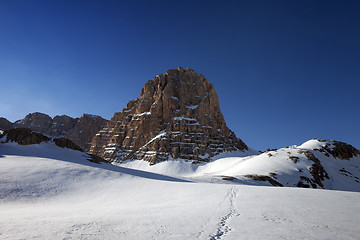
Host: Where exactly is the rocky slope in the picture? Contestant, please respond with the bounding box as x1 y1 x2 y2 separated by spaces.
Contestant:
12 113 108 151
190 138 360 191
0 128 83 152
0 128 107 164
89 67 248 164
0 117 12 130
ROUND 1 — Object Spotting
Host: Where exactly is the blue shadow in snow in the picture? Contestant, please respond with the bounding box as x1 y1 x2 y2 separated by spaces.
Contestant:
0 143 192 183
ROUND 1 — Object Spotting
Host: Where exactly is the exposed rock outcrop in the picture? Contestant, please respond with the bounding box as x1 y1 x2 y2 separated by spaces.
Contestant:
89 67 248 164
46 115 78 137
0 128 111 164
64 114 108 151
0 117 13 130
1 128 83 152
1 128 50 145
324 140 359 160
53 137 84 152
13 112 53 133
297 149 330 188
243 174 284 187
12 112 108 151
236 139 360 190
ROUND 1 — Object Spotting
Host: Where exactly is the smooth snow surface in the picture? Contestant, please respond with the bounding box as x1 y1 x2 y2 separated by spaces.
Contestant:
1 141 360 239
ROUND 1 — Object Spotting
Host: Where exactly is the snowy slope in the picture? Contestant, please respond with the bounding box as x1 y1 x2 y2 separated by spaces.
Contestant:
119 139 360 191
1 140 360 239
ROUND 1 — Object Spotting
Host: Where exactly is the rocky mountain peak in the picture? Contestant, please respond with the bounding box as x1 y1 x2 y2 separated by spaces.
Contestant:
137 67 221 119
89 68 248 164
14 112 53 133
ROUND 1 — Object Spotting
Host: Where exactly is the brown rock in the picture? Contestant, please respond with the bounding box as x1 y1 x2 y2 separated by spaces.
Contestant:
297 149 330 188
243 174 284 187
65 114 108 151
13 112 52 133
313 139 360 160
325 140 360 160
53 137 83 152
0 117 13 130
1 128 84 152
1 128 50 145
12 113 108 151
89 67 248 164
46 115 78 137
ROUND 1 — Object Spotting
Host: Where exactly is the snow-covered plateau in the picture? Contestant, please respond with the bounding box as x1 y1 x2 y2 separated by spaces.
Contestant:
1 140 360 239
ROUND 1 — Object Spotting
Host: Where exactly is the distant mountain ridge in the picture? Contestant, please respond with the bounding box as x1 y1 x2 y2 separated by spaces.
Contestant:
1 113 108 151
1 128 360 192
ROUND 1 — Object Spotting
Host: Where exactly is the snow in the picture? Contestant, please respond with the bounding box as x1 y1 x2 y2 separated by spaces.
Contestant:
171 96 179 100
132 111 151 117
118 140 360 191
1 140 360 239
119 150 260 178
146 130 167 144
299 139 327 149
186 105 199 110
173 116 197 121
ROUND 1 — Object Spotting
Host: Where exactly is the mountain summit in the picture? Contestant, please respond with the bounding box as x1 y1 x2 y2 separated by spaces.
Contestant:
89 67 248 164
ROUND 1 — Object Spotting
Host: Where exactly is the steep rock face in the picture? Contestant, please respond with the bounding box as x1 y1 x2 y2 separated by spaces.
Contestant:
46 115 78 137
0 117 13 130
13 112 52 133
89 67 248 164
13 113 108 151
65 114 109 151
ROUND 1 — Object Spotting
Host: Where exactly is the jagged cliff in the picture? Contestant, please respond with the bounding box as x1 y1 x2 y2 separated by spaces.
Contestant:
89 67 248 164
12 113 108 151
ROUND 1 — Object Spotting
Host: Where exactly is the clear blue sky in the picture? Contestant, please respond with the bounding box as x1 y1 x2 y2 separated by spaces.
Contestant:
1 0 359 150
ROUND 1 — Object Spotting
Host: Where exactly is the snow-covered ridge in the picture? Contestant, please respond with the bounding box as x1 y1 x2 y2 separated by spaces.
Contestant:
118 138 360 192
2 129 359 192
